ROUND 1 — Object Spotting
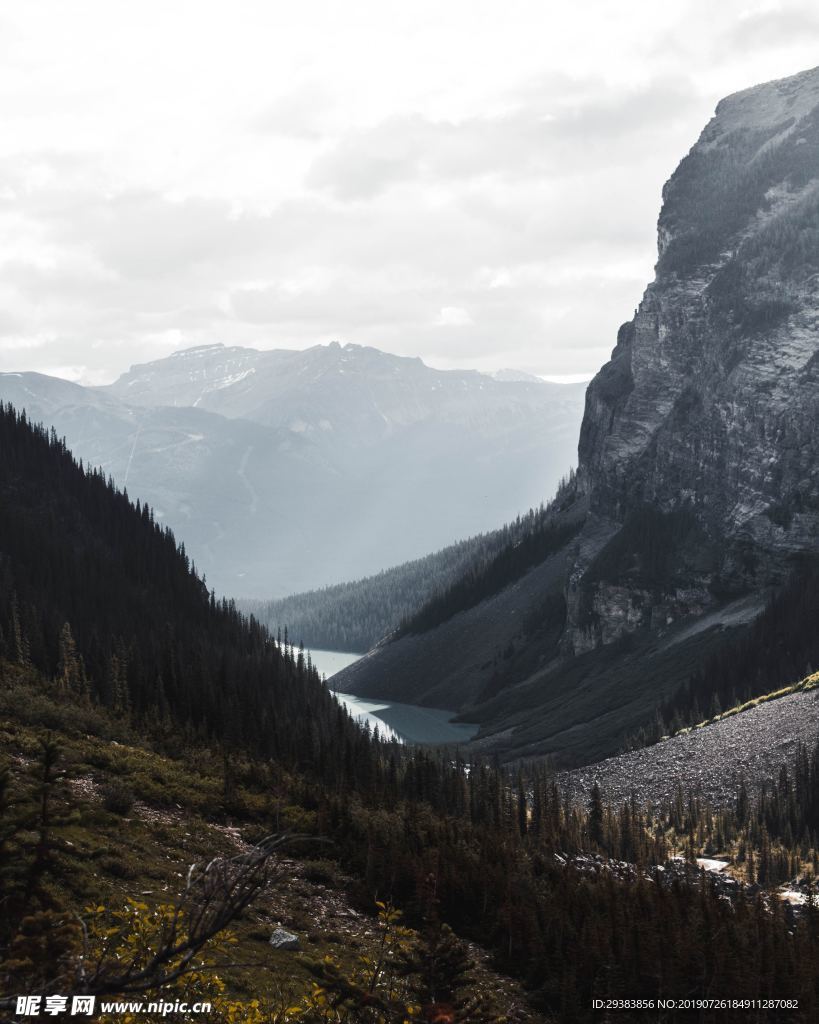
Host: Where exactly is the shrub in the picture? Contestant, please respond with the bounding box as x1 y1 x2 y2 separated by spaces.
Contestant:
300 859 339 888
97 853 139 879
100 780 134 815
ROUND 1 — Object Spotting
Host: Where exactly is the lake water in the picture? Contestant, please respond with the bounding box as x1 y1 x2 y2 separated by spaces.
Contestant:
309 647 478 746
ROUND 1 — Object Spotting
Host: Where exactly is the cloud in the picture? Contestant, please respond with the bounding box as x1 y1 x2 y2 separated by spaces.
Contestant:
435 306 473 326
305 77 701 201
0 139 661 381
10 8 810 385
0 309 23 336
42 191 272 281
253 82 335 140
722 7 819 51
3 0 819 388
228 277 426 328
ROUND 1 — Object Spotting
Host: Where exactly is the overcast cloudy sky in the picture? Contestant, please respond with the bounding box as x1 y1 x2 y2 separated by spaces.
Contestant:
0 1 817 384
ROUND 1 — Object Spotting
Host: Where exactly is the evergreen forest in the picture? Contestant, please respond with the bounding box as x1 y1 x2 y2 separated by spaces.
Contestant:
2 405 819 1022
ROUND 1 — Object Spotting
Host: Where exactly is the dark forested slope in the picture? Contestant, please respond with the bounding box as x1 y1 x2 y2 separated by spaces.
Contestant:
244 530 513 654
660 560 819 730
0 403 368 781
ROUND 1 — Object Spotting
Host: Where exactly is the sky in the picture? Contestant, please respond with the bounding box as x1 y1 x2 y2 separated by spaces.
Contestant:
0 1 817 385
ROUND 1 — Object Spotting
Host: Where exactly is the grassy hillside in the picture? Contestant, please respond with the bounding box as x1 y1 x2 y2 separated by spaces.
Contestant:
8 658 819 1022
0 662 533 1023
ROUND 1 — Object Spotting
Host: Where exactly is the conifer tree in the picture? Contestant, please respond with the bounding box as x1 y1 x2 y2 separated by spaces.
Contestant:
588 782 605 849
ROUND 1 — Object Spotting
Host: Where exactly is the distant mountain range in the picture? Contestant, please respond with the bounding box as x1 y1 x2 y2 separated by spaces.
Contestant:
0 342 585 597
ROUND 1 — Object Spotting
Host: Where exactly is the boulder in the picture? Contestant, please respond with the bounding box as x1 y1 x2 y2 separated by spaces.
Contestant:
269 927 300 951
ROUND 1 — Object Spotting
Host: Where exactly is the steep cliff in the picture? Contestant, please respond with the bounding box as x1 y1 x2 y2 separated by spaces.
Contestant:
337 67 819 763
567 65 819 652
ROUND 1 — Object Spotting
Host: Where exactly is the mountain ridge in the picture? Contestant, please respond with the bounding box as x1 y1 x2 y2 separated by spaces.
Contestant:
0 344 585 597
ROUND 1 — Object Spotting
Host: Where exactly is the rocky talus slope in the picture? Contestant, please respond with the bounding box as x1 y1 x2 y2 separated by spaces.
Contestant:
561 684 819 808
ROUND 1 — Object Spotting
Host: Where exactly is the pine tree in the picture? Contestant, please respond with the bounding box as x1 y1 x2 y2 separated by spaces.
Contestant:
57 622 86 697
589 782 605 849
10 595 29 666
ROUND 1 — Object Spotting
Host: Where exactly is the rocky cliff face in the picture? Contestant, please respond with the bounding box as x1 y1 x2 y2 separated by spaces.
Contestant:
567 66 819 652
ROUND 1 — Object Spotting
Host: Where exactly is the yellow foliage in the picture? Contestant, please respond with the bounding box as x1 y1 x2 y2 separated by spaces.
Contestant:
85 897 426 1023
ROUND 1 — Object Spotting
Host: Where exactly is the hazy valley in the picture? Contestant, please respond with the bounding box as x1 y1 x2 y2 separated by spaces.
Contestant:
0 344 585 598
